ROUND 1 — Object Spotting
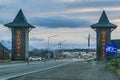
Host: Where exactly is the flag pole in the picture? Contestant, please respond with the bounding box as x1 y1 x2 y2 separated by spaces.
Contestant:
88 34 90 53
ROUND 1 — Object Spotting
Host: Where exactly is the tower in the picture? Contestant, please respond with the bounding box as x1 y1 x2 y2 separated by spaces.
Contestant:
91 10 117 60
4 9 35 61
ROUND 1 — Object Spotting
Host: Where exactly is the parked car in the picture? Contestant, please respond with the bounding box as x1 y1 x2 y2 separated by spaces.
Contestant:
41 57 45 60
29 56 41 61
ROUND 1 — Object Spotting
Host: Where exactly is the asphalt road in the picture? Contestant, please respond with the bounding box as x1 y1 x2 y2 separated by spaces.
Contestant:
9 61 120 80
0 60 72 80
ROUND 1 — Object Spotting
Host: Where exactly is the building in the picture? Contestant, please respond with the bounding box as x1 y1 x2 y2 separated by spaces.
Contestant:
111 39 120 49
0 43 10 60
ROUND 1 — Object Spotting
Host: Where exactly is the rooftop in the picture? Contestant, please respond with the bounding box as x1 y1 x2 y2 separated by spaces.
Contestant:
4 9 35 28
91 10 117 29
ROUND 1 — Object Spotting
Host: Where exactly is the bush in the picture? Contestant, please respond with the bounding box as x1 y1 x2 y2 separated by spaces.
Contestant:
116 69 120 76
116 60 120 68
107 60 120 76
107 64 116 72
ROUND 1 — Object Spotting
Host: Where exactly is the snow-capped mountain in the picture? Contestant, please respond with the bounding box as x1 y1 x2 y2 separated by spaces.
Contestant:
0 40 36 51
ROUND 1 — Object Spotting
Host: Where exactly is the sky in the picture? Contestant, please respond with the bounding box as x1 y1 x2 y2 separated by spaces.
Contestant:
0 0 120 49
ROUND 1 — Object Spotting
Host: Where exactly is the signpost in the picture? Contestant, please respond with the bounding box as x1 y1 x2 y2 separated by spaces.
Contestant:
105 44 118 54
104 44 118 68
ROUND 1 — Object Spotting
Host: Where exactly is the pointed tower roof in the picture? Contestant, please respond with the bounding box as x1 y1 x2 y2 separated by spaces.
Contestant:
4 9 35 28
98 10 110 23
91 10 117 29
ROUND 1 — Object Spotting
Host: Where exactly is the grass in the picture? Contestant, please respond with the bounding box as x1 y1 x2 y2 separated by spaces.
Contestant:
107 60 120 76
0 60 30 65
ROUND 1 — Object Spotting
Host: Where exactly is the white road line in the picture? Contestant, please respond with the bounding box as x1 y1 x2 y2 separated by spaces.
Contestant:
1 61 73 80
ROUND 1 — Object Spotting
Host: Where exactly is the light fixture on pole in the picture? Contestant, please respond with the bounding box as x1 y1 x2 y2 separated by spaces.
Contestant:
47 35 57 60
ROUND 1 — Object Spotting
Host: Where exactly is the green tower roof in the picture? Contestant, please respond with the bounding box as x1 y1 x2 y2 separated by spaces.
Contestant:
91 10 117 29
4 9 35 28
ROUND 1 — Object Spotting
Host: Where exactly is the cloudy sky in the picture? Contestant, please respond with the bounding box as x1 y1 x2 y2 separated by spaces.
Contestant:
0 0 120 49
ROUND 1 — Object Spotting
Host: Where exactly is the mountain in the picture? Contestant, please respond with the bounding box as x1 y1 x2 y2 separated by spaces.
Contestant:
0 40 36 51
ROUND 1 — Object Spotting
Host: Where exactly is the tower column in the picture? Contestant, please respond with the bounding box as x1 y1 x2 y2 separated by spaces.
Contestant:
91 10 117 60
4 9 35 61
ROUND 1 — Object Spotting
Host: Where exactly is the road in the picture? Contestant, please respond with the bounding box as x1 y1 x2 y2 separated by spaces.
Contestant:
9 60 120 80
0 60 73 80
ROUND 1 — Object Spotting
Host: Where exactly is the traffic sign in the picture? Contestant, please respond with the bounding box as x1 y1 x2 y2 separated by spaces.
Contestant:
105 44 118 54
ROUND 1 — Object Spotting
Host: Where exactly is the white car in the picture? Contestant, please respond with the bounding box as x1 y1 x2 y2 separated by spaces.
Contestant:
29 56 41 61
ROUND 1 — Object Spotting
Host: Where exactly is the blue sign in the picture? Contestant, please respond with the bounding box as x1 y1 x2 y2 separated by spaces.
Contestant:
105 44 118 54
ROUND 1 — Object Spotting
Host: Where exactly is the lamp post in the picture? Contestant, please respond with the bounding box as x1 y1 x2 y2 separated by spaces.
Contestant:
47 35 57 60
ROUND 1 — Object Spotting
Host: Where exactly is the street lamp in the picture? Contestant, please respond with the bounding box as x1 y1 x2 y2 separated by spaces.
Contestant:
47 35 57 60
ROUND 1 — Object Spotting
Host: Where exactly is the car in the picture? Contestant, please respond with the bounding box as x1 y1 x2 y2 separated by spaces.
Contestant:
29 56 41 61
41 57 45 60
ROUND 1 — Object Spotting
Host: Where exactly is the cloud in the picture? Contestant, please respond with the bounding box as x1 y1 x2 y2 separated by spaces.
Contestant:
0 0 16 5
29 16 92 28
30 37 44 42
8 0 65 13
55 0 77 3
0 0 119 49
0 0 67 22
0 17 10 24
66 1 120 9
0 0 117 26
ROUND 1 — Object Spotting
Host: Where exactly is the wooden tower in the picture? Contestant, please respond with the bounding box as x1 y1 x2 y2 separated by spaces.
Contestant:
4 9 35 61
91 10 117 60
